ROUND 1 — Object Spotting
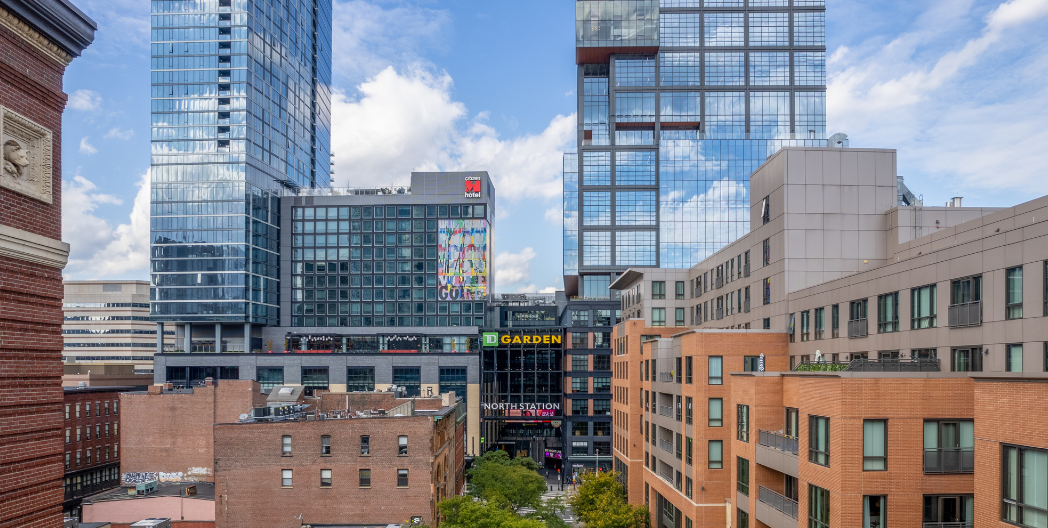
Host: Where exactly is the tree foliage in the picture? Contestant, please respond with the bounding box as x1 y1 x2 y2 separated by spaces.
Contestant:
467 450 548 511
569 471 650 528
438 495 546 528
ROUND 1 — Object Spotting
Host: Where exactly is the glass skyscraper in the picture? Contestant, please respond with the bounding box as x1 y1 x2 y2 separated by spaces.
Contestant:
150 0 331 350
565 0 826 297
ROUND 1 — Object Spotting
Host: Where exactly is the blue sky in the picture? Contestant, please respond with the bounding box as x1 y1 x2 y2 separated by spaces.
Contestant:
61 0 1048 290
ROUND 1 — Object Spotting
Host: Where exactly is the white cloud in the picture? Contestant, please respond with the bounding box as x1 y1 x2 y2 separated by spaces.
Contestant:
63 171 151 279
828 0 1048 198
68 89 102 111
545 206 561 224
330 0 450 83
79 137 97 154
494 247 536 286
331 67 575 200
104 128 134 140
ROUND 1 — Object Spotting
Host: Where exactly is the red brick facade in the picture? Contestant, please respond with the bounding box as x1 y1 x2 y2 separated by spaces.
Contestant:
213 404 463 528
120 380 266 484
62 387 126 516
0 7 79 526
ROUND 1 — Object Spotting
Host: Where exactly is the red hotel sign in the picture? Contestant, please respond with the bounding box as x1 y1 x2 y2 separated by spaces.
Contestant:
464 176 481 198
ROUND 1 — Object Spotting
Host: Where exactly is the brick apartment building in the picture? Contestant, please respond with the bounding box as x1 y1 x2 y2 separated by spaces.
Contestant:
62 386 130 519
610 146 1048 528
0 0 94 525
213 392 465 528
119 379 267 484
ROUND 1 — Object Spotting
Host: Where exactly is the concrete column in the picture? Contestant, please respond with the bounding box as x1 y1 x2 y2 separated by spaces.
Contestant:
215 323 223 353
244 322 252 353
156 322 164 355
183 322 191 353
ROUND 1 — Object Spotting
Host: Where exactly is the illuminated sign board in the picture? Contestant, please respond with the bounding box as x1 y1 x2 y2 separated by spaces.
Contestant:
482 402 561 411
482 332 562 346
464 176 482 198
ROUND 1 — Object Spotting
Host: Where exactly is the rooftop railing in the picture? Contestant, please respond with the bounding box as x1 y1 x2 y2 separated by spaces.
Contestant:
792 358 940 373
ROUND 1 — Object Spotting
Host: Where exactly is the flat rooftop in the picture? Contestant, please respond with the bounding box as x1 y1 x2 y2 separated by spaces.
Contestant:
82 482 215 504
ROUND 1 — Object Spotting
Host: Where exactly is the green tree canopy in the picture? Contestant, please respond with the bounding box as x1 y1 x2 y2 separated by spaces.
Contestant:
438 495 547 528
568 471 650 528
467 450 548 512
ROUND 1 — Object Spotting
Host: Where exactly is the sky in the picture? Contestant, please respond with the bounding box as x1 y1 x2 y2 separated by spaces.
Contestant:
60 0 1048 292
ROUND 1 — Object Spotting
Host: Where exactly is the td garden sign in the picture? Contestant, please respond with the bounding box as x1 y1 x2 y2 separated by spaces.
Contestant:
483 332 562 346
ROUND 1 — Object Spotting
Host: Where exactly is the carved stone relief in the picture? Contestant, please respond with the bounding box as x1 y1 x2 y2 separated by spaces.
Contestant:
0 106 53 204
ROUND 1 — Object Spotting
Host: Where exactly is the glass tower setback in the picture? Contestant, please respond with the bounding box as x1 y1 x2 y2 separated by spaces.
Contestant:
150 0 332 329
566 0 826 296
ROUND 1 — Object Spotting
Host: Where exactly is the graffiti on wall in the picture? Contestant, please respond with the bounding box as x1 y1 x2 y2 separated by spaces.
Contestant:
438 219 489 300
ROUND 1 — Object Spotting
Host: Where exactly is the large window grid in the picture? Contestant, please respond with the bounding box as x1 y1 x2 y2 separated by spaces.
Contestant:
794 52 825 85
615 151 656 185
583 231 612 266
750 92 790 139
659 52 701 86
660 92 701 122
661 13 702 46
704 13 744 46
616 231 657 266
614 57 655 87
346 367 374 392
748 13 789 46
582 192 612 226
794 12 826 46
749 52 790 86
877 292 899 333
1002 444 1048 527
614 92 656 123
912 284 937 329
582 151 611 185
704 53 744 86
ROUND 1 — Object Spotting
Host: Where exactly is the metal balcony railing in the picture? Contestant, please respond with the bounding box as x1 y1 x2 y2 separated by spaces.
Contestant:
758 486 798 519
758 430 798 455
659 439 673 454
744 263 750 277
924 448 975 473
659 372 674 382
948 301 982 327
716 276 724 289
744 299 750 313
848 318 868 338
658 405 673 418
792 358 940 373
716 308 724 320
922 523 973 528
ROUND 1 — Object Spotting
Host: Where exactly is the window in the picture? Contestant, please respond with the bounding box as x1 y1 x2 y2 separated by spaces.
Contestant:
75 403 80 418
809 415 830 466
1003 444 1048 526
105 402 110 415
572 441 589 456
65 453 69 469
65 404 69 419
675 308 685 326
675 395 683 421
709 398 723 427
863 420 887 471
685 396 693 424
851 299 868 321
831 304 840 338
736 404 750 442
1007 267 1024 319
398 435 408 455
593 399 611 415
321 435 331 455
708 440 723 469
812 307 825 339
76 427 81 442
652 281 666 299
320 469 332 487
863 496 885 528
951 347 983 372
397 469 409 487
1008 344 1024 372
924 495 974 525
675 281 685 300
573 399 589 415
738 509 748 528
86 403 91 416
676 433 683 459
924 420 974 473
686 437 693 465
281 469 293 487
877 292 899 333
594 377 611 393
572 354 588 371
762 278 771 305
737 457 749 494
113 400 118 414
76 451 80 466
761 197 770 225
572 377 588 393
65 428 69 444
360 435 370 455
359 469 371 487
347 367 375 392
282 435 292 455
652 308 666 326
951 275 982 304
809 484 830 528
709 356 722 384
912 284 937 328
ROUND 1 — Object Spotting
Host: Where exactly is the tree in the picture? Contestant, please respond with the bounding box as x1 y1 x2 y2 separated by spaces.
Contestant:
468 450 547 512
569 471 650 528
438 495 546 528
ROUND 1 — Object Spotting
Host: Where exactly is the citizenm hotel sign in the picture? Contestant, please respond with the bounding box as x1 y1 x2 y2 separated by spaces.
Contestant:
465 176 482 198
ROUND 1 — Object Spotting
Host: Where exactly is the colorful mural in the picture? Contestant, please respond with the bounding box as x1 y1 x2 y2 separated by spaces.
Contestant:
438 219 489 300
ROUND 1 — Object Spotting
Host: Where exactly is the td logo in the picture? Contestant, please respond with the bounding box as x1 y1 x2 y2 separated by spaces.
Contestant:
482 332 499 347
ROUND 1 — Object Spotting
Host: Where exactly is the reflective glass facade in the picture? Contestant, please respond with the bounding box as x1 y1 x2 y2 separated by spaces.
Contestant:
567 0 827 297
150 0 332 325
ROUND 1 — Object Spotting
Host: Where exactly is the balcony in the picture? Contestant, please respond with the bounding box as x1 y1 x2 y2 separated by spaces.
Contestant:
659 372 673 383
924 448 975 474
948 301 982 327
792 358 940 373
756 486 797 528
847 318 868 338
757 430 798 477
658 405 673 418
659 439 673 454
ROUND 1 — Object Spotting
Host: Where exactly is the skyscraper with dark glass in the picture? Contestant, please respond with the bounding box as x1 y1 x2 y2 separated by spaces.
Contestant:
150 0 331 351
565 0 826 298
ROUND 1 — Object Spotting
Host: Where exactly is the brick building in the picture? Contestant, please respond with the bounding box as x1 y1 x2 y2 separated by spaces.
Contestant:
213 393 465 528
119 379 266 484
0 0 94 525
609 145 1048 528
62 386 130 519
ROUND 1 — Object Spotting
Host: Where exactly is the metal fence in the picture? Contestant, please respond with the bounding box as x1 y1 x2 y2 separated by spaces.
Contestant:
924 448 975 473
758 430 798 455
758 486 798 519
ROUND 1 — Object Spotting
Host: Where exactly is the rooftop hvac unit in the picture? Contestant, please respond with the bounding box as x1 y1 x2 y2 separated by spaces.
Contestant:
135 481 158 495
130 519 172 528
252 407 271 418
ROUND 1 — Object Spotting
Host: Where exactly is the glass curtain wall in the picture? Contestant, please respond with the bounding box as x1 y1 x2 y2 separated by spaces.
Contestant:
150 0 332 326
566 0 827 293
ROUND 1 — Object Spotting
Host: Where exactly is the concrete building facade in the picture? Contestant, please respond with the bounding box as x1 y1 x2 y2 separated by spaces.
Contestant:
63 280 175 370
0 0 94 525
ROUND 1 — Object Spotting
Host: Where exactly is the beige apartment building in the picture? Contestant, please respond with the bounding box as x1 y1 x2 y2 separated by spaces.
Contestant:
63 280 174 372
